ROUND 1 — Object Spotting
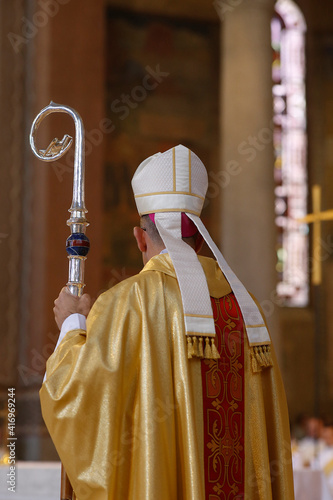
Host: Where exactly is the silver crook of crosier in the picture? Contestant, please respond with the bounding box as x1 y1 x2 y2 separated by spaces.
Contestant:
30 101 90 297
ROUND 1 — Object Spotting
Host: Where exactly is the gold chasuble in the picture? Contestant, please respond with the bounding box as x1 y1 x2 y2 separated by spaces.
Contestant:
40 255 294 500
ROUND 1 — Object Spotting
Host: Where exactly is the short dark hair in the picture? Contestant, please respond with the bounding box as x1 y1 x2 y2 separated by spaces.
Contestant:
141 215 163 245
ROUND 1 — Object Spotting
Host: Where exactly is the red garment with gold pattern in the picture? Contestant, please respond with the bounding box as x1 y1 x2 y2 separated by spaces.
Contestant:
202 293 245 499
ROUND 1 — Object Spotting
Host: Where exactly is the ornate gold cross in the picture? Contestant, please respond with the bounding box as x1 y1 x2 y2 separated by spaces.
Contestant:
298 185 333 285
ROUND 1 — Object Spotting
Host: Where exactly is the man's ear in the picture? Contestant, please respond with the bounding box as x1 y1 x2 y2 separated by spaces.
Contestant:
133 226 147 253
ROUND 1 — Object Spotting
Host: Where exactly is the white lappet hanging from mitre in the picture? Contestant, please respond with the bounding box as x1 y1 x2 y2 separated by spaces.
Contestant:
131 144 272 368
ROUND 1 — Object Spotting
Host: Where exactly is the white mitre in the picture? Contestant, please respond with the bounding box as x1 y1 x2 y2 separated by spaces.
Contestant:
132 144 271 367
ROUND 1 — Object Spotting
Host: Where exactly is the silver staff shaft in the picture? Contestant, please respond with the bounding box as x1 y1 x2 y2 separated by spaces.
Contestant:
30 101 90 297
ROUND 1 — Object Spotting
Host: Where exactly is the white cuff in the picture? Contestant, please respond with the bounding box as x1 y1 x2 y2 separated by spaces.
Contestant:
57 313 87 350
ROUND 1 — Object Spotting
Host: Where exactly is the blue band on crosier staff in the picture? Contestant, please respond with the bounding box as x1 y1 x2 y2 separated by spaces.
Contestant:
66 233 90 256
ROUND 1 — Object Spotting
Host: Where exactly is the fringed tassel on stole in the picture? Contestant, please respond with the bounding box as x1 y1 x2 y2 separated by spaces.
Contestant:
192 336 198 357
204 337 212 359
210 338 220 359
187 337 194 359
198 337 204 358
250 345 273 373
187 336 220 360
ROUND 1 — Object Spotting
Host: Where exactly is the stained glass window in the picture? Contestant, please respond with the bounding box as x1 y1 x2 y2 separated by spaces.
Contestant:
272 0 308 306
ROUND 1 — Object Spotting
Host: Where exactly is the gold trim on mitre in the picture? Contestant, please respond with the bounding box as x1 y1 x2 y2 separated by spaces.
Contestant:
131 145 272 370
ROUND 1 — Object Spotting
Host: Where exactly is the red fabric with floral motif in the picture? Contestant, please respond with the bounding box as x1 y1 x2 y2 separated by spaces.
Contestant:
201 293 245 499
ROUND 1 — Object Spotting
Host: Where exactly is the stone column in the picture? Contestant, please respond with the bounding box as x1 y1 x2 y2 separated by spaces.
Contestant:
218 0 278 347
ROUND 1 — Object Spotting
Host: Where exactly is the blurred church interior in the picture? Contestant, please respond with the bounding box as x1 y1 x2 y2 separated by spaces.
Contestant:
1 0 333 497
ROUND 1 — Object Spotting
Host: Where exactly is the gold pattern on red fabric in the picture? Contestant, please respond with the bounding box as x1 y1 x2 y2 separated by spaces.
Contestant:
201 293 245 499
